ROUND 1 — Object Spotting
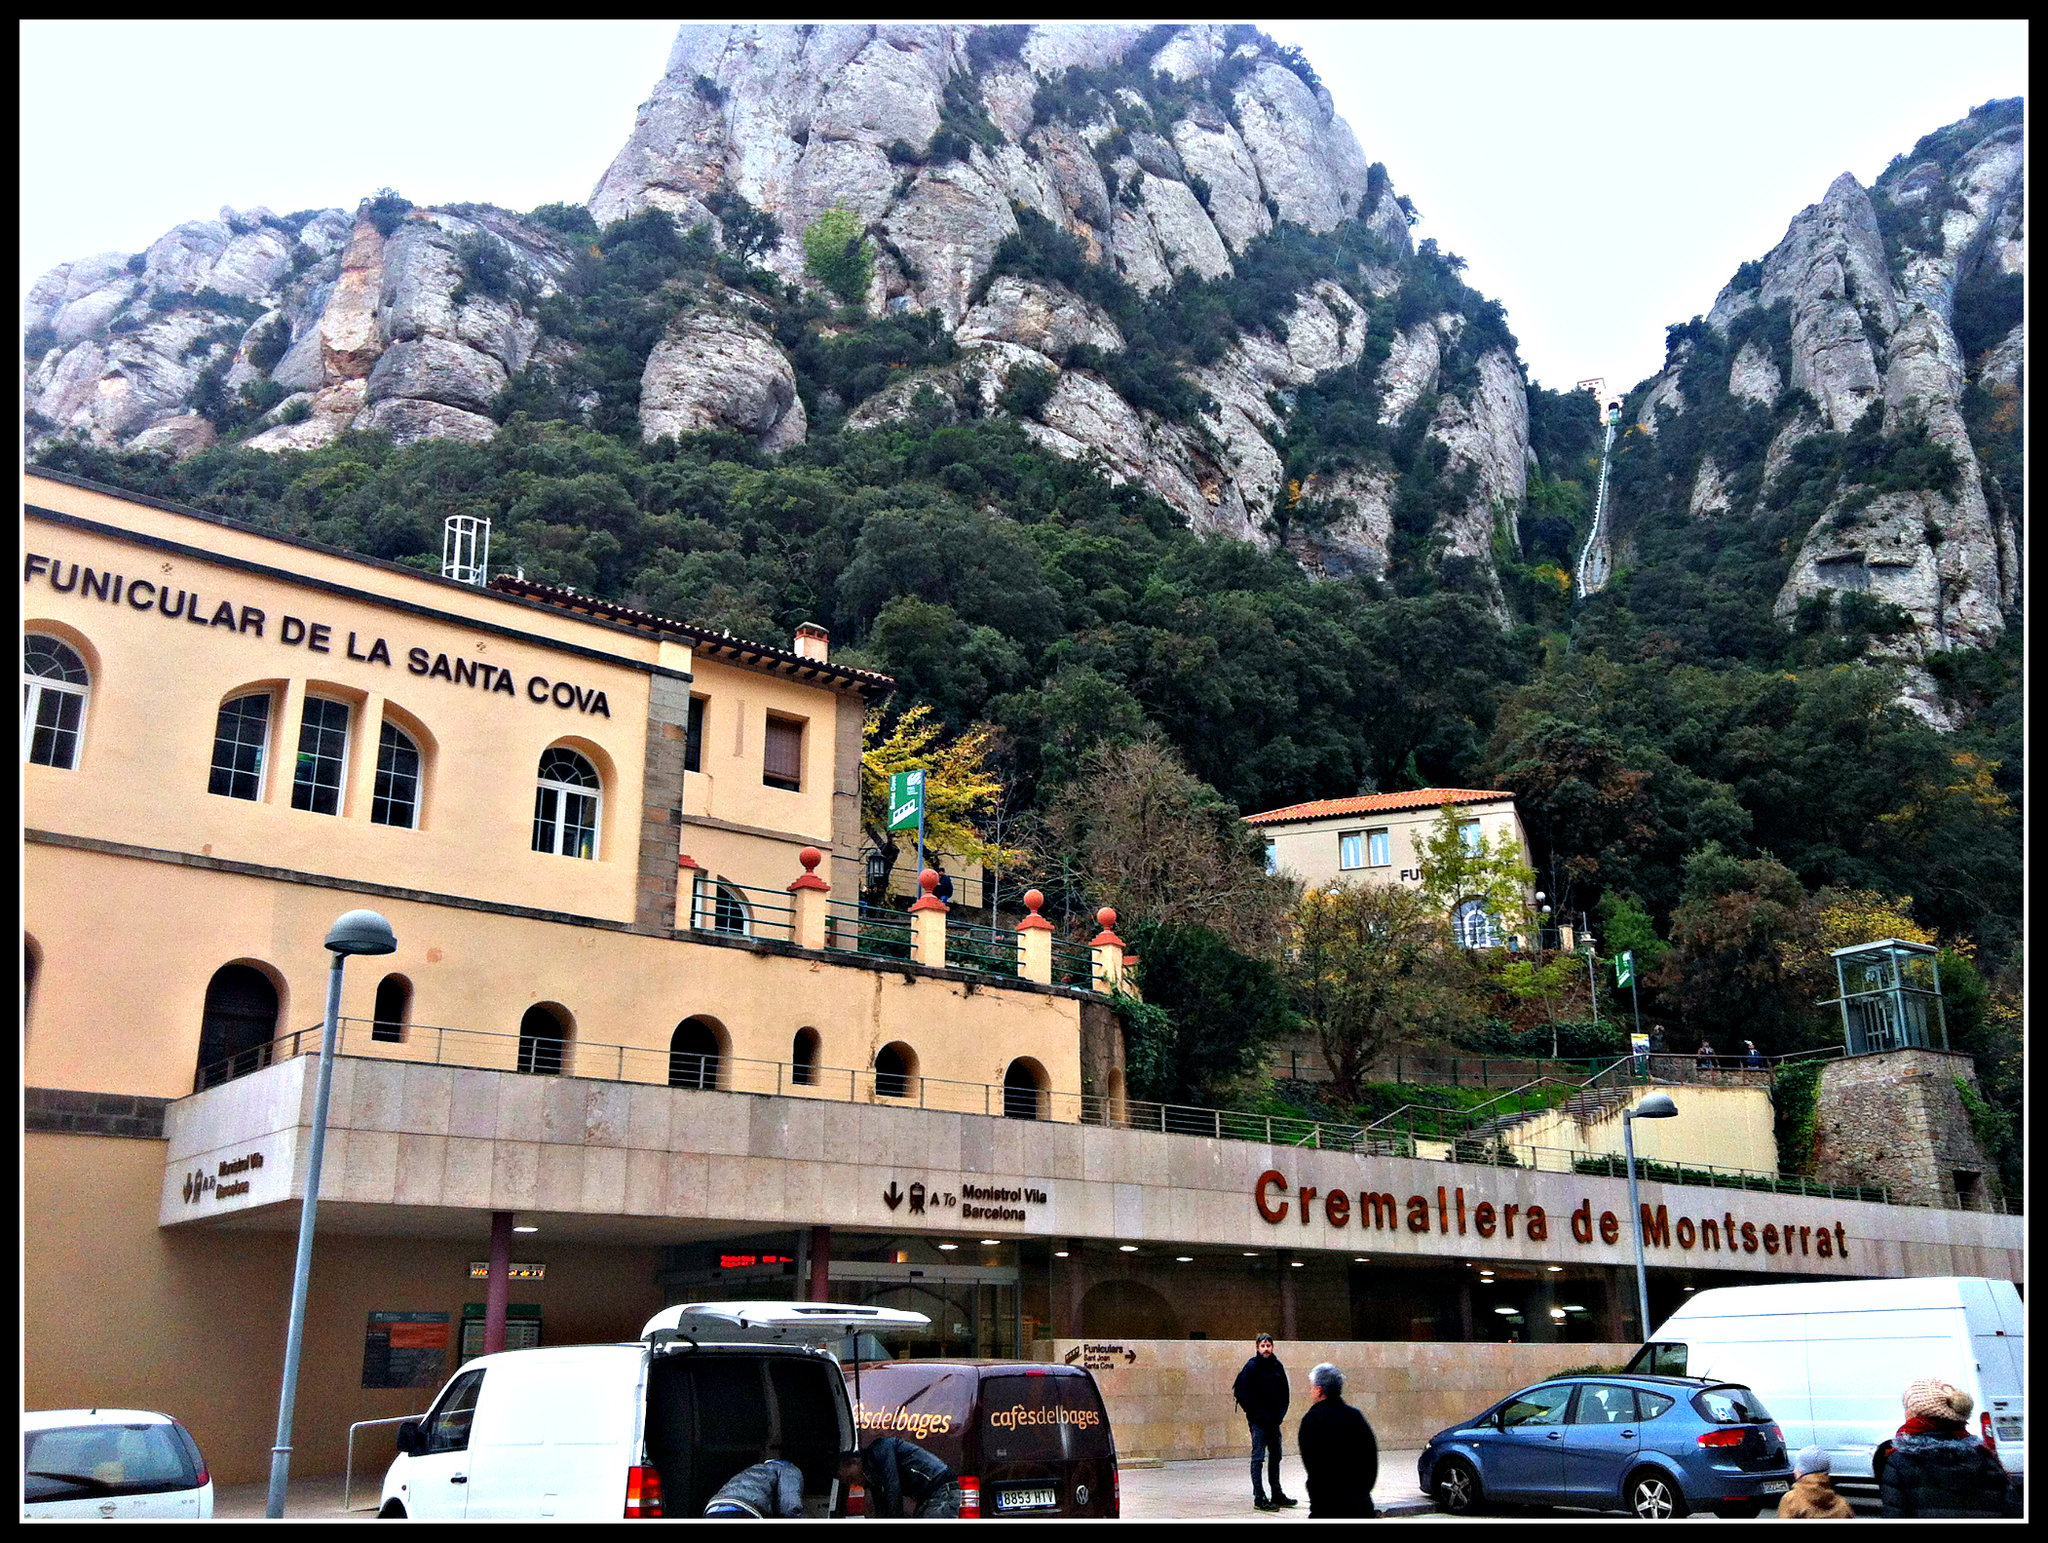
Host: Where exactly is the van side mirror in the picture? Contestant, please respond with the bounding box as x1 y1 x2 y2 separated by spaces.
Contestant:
395 1420 424 1456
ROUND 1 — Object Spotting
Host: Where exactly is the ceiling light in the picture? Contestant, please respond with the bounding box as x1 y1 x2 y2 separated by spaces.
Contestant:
512 1225 538 1233
1546 1265 1563 1272
1243 1252 1259 1257
1176 1256 1193 1263
938 1243 958 1251
1494 1306 1519 1315
1291 1260 1305 1268
1354 1257 1368 1263
980 1240 1000 1246
1549 1308 1568 1319
1684 1285 1695 1292
1053 1250 1070 1258
1563 1306 1585 1313
1119 1245 1138 1252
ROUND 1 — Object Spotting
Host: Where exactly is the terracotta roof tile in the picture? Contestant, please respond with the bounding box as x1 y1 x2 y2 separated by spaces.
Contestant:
1242 788 1513 826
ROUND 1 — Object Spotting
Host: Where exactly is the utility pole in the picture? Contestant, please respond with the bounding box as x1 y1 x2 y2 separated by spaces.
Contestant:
1582 913 1599 1027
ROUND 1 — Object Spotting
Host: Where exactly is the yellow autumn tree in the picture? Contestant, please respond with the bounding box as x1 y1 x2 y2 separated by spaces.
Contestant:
1779 888 1936 1042
859 704 1028 898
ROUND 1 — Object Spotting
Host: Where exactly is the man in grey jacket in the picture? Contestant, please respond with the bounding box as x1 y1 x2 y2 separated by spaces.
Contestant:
703 1458 805 1517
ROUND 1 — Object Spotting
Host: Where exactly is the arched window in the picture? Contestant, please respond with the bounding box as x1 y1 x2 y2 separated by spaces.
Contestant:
532 747 600 859
791 1028 820 1088
1453 898 1504 949
1003 1058 1048 1120
24 635 89 769
208 691 274 801
196 963 281 1089
372 721 422 828
711 882 750 936
670 1017 724 1090
517 1004 569 1075
289 696 352 815
371 974 411 1044
874 1042 916 1100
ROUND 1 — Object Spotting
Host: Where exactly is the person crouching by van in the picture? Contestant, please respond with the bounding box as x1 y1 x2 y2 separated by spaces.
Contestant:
860 1435 960 1518
1233 1332 1298 1510
1880 1378 2010 1518
703 1459 805 1517
1297 1363 1377 1518
1778 1446 1854 1518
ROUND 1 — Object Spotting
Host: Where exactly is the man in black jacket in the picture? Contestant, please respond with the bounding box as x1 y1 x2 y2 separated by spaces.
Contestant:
860 1435 960 1518
1297 1362 1377 1518
1231 1333 1298 1510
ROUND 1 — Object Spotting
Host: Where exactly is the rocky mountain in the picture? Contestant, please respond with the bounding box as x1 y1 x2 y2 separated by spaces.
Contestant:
23 23 1535 612
1593 98 2022 721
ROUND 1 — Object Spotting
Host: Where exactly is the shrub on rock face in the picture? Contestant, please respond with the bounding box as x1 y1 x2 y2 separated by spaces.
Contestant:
997 364 1056 420
802 205 874 306
528 202 598 238
360 188 413 237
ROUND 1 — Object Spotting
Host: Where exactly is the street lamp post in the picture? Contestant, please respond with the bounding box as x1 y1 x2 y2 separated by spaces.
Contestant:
265 909 397 1518
1622 1092 1679 1343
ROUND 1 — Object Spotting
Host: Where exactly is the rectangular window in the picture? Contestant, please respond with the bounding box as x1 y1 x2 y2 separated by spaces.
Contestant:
1459 818 1484 854
684 695 706 773
1367 828 1390 867
25 683 84 769
291 696 351 815
207 693 272 801
762 714 803 791
371 722 420 828
1264 841 1278 876
1338 831 1364 869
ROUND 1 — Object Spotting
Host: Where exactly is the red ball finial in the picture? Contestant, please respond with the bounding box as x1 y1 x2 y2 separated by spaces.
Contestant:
1097 906 1117 930
921 868 940 894
1024 889 1045 914
799 846 822 873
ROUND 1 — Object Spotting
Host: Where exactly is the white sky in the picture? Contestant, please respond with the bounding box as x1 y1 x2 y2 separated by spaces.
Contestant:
19 20 2026 394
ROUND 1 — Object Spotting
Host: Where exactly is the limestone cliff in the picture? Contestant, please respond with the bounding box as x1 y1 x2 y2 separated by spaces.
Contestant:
1610 99 2022 718
22 24 1531 610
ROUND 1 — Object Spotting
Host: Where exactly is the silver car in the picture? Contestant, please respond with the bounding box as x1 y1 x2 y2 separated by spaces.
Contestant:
25 1408 214 1519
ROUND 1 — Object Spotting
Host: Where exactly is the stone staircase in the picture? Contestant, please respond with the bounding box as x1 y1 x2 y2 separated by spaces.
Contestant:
1458 1081 1634 1152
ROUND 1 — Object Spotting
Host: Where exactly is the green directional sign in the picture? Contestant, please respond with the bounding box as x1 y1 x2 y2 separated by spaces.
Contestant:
1614 950 1635 988
887 769 925 832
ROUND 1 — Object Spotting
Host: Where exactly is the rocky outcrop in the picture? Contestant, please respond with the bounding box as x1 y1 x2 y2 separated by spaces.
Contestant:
1626 99 2024 716
640 309 807 450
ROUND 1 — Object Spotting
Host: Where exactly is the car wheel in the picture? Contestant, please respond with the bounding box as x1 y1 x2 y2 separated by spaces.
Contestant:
1625 1467 1688 1519
377 1501 407 1519
1711 1501 1764 1518
1433 1456 1484 1515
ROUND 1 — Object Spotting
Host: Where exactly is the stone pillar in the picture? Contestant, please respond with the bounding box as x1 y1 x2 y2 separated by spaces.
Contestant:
483 1210 513 1355
1601 1266 1630 1343
636 666 693 930
1057 1242 1086 1338
1811 1047 1998 1208
1278 1249 1298 1341
807 1225 832 1303
908 869 948 968
1090 909 1125 993
1016 889 1054 984
789 847 830 950
1457 1277 1475 1340
1531 1276 1558 1343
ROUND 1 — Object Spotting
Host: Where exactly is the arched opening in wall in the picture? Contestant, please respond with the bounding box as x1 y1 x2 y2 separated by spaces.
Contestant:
1003 1057 1048 1120
670 1017 726 1090
517 1003 571 1075
1080 1278 1181 1339
874 1042 918 1100
195 963 282 1090
371 974 412 1043
791 1027 821 1088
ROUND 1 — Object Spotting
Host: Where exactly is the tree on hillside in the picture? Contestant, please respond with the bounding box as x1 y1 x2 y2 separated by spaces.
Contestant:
859 705 1025 900
1038 736 1296 956
1658 844 1810 1052
802 205 874 305
1124 923 1295 1107
1415 801 1538 945
1282 882 1482 1104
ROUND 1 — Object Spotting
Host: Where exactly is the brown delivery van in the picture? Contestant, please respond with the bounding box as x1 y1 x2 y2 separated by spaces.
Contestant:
846 1361 1119 1517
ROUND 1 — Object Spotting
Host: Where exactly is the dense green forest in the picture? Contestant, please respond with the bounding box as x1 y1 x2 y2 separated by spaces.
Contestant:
35 189 2022 1186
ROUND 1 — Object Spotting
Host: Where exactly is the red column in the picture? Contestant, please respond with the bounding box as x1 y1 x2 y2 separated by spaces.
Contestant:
807 1225 832 1302
483 1211 513 1355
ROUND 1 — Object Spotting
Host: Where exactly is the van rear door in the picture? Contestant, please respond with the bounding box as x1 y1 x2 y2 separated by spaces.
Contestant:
463 1345 646 1519
1961 1279 2024 1476
979 1371 1114 1516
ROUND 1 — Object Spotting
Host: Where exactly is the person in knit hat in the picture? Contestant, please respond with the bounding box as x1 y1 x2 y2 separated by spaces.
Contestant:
1777 1446 1854 1519
1879 1378 2011 1517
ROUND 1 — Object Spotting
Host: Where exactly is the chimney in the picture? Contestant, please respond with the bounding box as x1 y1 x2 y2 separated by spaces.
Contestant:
793 623 829 662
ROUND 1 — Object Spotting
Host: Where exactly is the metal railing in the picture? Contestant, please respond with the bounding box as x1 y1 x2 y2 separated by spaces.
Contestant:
1048 938 1095 989
946 919 1021 978
823 898 911 961
343 1415 421 1512
186 1023 2018 1215
689 880 795 943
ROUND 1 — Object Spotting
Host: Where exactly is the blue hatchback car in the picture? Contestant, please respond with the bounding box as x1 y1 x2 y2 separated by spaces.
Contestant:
1418 1374 1793 1518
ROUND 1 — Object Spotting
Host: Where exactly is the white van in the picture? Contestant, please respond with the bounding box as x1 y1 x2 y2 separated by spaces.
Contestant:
378 1301 928 1519
1628 1276 2023 1487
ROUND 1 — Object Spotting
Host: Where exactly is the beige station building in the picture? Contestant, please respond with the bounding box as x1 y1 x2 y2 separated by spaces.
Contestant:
23 468 2024 1484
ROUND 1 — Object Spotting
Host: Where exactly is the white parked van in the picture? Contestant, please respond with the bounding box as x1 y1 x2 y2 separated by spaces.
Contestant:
1628 1276 2023 1487
378 1301 928 1519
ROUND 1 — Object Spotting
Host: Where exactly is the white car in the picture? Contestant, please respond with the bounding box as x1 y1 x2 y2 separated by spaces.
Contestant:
24 1409 214 1518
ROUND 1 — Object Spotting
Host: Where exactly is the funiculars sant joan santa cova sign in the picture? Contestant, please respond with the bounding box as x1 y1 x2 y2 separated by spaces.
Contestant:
24 551 613 715
1254 1171 1852 1262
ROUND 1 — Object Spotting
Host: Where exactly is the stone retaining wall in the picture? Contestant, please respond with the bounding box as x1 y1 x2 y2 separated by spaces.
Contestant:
1027 1338 1636 1458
